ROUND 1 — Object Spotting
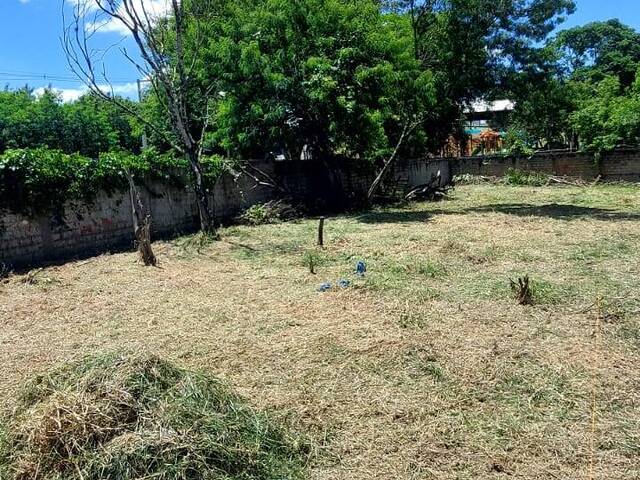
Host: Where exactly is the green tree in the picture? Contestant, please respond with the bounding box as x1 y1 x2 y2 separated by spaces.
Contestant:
145 0 574 163
188 0 439 161
62 94 140 158
0 88 35 151
569 73 640 151
555 19 640 88
0 89 139 157
508 20 640 151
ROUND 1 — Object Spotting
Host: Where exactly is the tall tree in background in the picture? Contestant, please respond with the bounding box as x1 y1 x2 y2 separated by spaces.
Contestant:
390 0 576 98
376 0 576 157
508 19 640 151
61 0 578 196
187 0 441 162
63 0 219 232
555 19 640 88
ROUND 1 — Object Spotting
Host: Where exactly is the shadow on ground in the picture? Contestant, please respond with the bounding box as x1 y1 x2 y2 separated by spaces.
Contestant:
356 203 640 224
451 203 640 221
355 210 432 224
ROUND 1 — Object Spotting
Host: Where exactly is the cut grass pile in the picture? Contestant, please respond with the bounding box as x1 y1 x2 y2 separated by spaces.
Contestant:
1 183 639 479
0 353 310 480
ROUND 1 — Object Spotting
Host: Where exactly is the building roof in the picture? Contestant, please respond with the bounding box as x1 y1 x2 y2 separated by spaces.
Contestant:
465 99 515 114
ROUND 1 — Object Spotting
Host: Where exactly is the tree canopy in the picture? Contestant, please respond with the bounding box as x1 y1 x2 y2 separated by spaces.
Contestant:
7 0 637 178
0 89 140 158
139 0 577 161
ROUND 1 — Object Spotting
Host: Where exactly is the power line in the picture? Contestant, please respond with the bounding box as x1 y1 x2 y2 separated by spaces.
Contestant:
0 69 138 85
0 69 138 82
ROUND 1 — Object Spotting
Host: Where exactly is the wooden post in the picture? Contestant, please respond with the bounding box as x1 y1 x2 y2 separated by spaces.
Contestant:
317 217 325 247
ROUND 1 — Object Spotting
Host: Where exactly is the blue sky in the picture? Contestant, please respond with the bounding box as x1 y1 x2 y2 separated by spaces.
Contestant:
1 0 639 101
0 0 143 100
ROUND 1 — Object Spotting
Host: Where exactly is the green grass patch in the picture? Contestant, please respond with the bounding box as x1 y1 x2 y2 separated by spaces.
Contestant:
527 278 568 305
569 239 633 261
617 321 640 349
404 347 445 382
388 258 448 278
503 168 550 187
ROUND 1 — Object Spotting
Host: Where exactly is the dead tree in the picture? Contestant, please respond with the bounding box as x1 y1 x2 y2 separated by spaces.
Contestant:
63 0 217 232
126 171 157 266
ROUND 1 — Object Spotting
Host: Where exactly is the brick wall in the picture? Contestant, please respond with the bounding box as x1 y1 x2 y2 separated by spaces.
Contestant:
2 149 637 268
449 148 640 181
0 158 448 268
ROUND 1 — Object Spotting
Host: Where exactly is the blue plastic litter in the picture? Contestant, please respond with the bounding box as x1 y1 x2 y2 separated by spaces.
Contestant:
355 260 367 276
338 279 351 289
318 282 332 292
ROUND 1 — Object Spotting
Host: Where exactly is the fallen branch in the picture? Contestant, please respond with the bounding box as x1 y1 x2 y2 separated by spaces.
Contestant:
405 171 452 201
548 176 588 187
232 161 291 195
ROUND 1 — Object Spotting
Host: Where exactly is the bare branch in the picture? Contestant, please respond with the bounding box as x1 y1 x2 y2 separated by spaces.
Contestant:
62 0 218 231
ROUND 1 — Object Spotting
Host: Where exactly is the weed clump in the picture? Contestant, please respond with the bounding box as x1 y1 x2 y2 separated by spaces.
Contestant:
510 275 533 305
239 200 299 226
504 168 549 187
509 275 565 305
176 230 220 254
0 353 310 480
302 249 325 274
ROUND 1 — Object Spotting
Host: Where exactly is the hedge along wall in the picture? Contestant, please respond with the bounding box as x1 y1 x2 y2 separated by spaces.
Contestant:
0 157 451 268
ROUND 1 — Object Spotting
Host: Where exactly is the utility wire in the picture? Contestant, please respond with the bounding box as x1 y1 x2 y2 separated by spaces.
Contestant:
0 69 137 85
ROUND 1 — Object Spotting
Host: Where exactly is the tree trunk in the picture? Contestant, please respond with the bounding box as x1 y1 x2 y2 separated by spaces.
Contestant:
367 123 411 202
187 150 215 233
126 171 157 266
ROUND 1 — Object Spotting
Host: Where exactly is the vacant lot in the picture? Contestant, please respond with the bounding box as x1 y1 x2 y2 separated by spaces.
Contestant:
1 183 639 479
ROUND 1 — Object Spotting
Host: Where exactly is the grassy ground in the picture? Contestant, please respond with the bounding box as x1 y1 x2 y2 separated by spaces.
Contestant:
1 183 639 479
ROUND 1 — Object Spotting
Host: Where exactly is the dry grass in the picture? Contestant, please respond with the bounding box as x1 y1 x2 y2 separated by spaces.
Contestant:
1 183 639 479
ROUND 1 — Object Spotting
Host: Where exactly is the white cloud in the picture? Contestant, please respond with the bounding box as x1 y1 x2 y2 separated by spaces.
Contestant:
34 82 139 103
33 87 83 102
107 82 139 96
69 0 172 36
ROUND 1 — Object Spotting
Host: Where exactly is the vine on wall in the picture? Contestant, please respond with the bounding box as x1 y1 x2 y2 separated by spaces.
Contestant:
0 148 224 217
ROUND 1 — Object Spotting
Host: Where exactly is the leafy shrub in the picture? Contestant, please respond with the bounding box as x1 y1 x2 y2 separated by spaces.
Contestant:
240 204 271 226
503 129 535 156
0 352 310 480
503 168 549 187
239 200 299 226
